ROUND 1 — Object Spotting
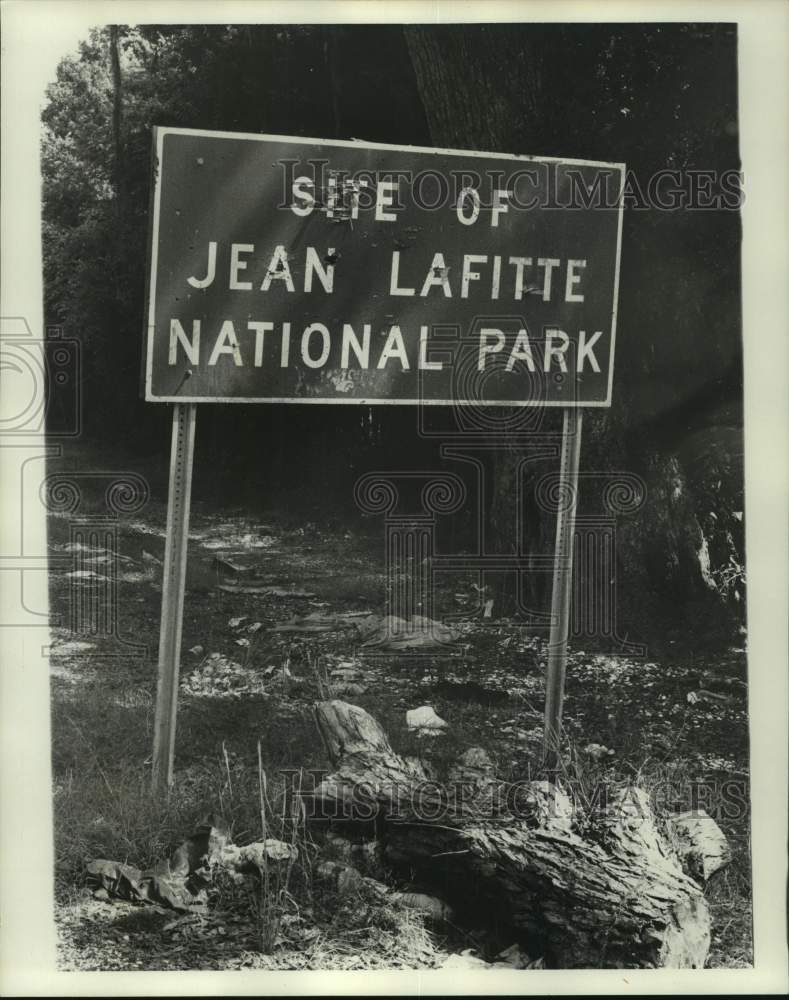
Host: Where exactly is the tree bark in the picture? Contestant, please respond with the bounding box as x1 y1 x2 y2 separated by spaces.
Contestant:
312 699 712 969
108 26 123 200
403 26 559 618
403 25 741 629
403 25 543 152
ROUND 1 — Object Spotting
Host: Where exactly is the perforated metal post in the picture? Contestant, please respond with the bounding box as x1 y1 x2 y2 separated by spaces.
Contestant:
152 403 197 793
543 408 583 776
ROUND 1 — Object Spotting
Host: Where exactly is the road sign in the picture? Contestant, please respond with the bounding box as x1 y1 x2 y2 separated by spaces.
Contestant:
144 128 624 407
145 127 625 792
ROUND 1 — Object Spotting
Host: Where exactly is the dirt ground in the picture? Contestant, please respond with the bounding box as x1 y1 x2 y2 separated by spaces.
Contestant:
48 460 752 971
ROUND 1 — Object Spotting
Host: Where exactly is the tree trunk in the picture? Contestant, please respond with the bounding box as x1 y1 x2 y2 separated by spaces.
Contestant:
108 26 123 199
404 26 559 618
403 26 740 632
404 25 543 152
312 700 712 969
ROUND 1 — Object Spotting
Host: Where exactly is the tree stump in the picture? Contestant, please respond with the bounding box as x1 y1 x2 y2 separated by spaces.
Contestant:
312 700 712 969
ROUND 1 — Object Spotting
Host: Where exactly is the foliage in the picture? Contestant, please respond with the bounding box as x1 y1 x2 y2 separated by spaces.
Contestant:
41 24 745 638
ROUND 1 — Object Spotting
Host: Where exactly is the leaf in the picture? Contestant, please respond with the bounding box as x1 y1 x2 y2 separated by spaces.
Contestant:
218 584 316 598
273 612 352 634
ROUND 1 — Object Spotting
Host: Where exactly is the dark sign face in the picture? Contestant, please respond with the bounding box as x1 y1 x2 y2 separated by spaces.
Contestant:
143 128 624 406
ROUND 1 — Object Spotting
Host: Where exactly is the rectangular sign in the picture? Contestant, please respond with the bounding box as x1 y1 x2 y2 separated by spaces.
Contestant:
143 128 624 406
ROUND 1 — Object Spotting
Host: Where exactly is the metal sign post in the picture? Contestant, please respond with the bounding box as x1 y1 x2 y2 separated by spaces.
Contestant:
543 407 583 775
142 128 623 793
151 402 197 793
144 129 622 407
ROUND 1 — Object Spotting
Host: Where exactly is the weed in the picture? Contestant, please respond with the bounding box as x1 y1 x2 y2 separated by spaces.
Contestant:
252 744 306 953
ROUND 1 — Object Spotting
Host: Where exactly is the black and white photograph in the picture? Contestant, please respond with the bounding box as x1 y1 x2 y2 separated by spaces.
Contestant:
1 1 787 994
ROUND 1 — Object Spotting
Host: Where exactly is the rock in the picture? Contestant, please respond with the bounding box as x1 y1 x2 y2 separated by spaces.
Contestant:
668 810 732 881
406 705 448 735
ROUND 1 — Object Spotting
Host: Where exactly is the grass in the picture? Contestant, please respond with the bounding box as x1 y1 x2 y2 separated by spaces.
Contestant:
253 746 306 953
52 693 445 970
51 674 323 887
48 473 753 970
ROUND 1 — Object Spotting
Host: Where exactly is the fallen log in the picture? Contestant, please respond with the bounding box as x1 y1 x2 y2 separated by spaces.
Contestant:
311 700 712 969
667 810 732 882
